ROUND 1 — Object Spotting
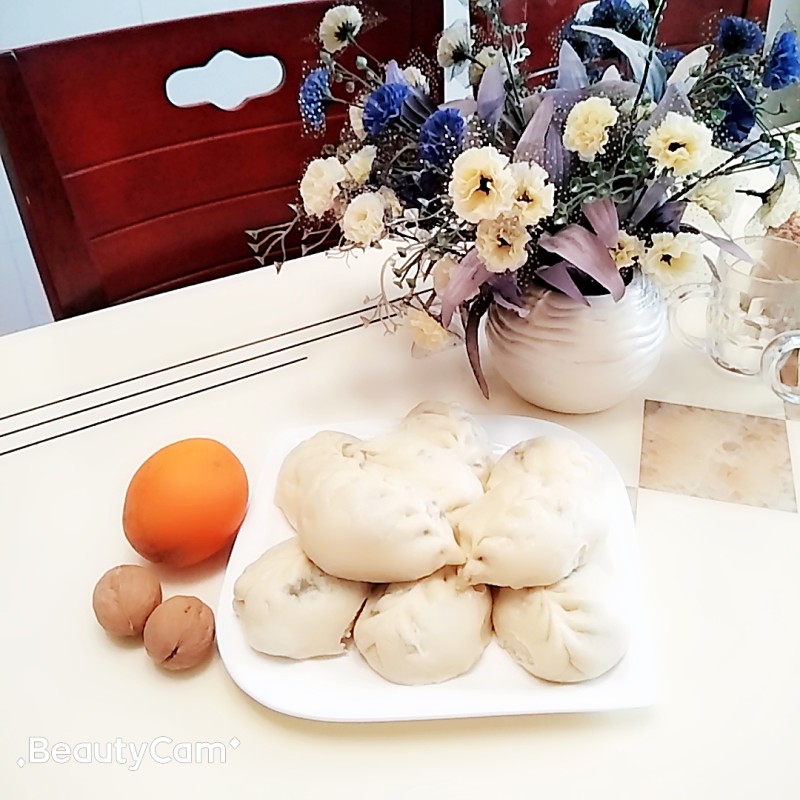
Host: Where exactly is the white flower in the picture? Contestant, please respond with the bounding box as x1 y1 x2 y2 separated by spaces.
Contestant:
319 5 363 53
431 254 460 296
689 176 736 222
344 145 376 184
377 186 403 218
342 192 385 245
437 21 471 71
476 214 531 273
756 172 800 230
509 161 555 226
403 65 430 94
469 46 503 86
348 104 366 140
300 157 347 217
449 146 516 223
611 232 645 269
563 97 619 161
403 307 455 351
642 232 704 286
645 112 713 176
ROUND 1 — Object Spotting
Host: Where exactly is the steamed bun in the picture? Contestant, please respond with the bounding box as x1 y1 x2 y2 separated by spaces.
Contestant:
275 431 362 527
233 538 369 659
354 568 492 685
488 435 605 491
454 475 605 588
296 465 464 583
493 564 629 683
398 401 494 482
345 431 484 513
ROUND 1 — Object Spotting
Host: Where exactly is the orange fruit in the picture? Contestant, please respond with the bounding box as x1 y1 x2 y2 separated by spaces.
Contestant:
123 438 249 568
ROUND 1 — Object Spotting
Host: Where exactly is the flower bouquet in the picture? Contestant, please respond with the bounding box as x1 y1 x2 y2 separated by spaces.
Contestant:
249 0 800 398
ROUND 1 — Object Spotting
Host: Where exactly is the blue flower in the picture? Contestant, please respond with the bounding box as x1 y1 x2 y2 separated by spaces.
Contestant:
298 68 331 131
363 83 410 137
590 0 652 39
716 16 764 55
419 108 464 166
719 75 757 144
658 48 685 76
763 30 800 90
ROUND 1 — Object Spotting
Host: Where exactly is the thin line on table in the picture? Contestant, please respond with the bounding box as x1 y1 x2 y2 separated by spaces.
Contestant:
0 320 371 440
0 356 307 458
0 301 390 424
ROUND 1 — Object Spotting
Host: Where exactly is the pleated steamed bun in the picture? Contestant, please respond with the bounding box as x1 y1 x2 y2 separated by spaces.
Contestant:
455 475 608 588
344 431 484 513
492 564 629 683
488 435 606 491
274 431 363 528
233 538 369 659
397 401 494 482
354 568 492 685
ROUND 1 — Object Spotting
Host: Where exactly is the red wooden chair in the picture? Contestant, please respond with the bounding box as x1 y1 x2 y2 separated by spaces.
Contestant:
0 1 442 319
499 0 771 71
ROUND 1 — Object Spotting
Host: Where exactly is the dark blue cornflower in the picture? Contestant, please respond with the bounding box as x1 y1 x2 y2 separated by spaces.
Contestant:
763 30 800 90
657 48 685 76
298 67 331 131
419 108 464 166
716 16 764 55
590 0 652 40
362 83 410 137
718 75 757 145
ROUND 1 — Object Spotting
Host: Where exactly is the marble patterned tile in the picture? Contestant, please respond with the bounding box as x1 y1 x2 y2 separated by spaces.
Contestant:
639 400 797 512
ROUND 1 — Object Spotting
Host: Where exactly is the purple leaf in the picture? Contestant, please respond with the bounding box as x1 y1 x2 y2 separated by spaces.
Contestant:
685 226 755 263
439 98 478 116
637 83 693 135
514 92 554 163
537 262 590 305
556 40 589 90
544 124 569 187
539 225 625 300
583 197 619 249
440 249 492 328
477 62 506 127
624 175 673 226
489 272 529 316
385 60 406 84
465 301 490 399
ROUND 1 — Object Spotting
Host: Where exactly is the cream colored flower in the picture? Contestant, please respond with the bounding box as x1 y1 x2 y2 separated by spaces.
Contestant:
319 5 363 53
342 192 385 245
300 157 347 217
431 254 460 296
449 146 516 223
509 161 555 226
469 46 502 86
437 21 471 71
563 97 619 161
403 65 430 94
377 186 403 218
757 172 800 230
349 104 366 140
610 231 645 269
642 232 704 285
689 176 736 222
344 145 376 184
476 214 531 273
404 307 455 351
645 112 713 176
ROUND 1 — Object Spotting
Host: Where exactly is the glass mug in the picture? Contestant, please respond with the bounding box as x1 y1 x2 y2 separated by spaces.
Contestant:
669 236 800 403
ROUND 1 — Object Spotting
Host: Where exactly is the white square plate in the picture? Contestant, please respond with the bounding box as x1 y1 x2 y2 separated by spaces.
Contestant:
216 415 657 722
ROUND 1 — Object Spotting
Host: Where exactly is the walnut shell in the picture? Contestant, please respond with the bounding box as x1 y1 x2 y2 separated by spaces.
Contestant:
92 565 162 637
143 595 215 671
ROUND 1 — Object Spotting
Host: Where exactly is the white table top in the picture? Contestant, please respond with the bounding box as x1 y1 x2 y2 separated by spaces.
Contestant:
2 242 798 799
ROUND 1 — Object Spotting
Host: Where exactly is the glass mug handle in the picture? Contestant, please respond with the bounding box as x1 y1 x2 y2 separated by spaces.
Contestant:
761 331 800 404
667 283 713 354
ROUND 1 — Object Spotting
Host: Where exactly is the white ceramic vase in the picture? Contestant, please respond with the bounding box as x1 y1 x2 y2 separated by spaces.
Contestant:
485 270 667 414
